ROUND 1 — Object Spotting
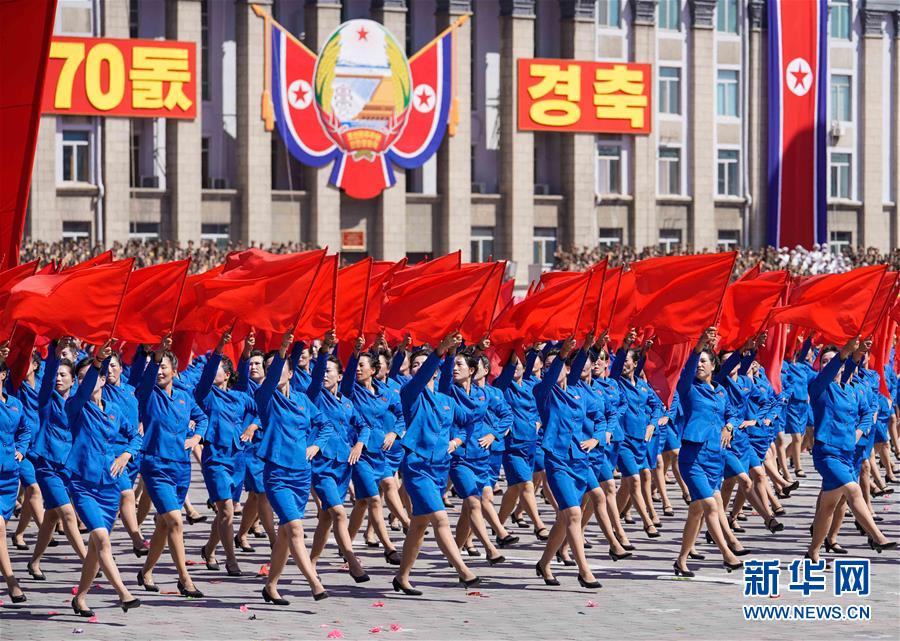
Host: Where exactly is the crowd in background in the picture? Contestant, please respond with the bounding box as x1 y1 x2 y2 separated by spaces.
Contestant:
16 238 900 278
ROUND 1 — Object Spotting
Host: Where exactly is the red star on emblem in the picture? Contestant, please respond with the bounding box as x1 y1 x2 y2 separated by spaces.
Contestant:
292 84 308 104
357 26 369 41
416 87 431 107
790 68 808 90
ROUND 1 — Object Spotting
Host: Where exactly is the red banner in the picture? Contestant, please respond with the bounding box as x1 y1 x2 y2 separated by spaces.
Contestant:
517 58 651 134
42 36 197 119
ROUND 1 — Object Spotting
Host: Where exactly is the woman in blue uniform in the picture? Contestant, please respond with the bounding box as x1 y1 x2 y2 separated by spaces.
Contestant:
342 337 405 562
609 330 662 538
0 349 29 603
65 343 141 616
256 332 334 605
195 331 258 577
26 340 87 580
135 336 209 598
304 332 373 581
532 337 601 589
392 333 480 595
673 328 745 577
807 337 895 561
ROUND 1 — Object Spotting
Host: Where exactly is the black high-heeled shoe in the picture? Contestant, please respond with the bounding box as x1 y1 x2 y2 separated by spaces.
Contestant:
662 507 675 517
120 598 141 612
868 537 897 553
608 548 632 562
577 575 601 589
185 513 207 525
824 538 847 554
773 507 786 517
723 561 744 573
644 525 660 538
766 518 785 533
688 550 705 560
622 514 636 524
555 551 576 566
853 520 866 535
513 515 529 528
673 561 695 578
132 544 149 558
71 596 94 617
583 540 594 549
234 534 254 553
10 591 26 604
350 570 371 583
200 544 220 571
534 527 550 541
177 580 204 598
365 539 380 548
487 554 506 566
391 577 423 596
384 549 401 565
496 533 519 548
137 569 159 592
736 512 748 521
261 586 290 605
26 561 45 581
225 562 244 577
728 519 746 534
704 531 714 545
459 575 481 589
614 533 636 551
10 534 27 551
728 544 751 557
313 590 329 601
464 544 481 557
535 562 560 586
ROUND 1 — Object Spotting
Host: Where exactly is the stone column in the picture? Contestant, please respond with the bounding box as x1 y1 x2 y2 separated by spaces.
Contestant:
630 0 657 249
371 0 408 260
435 0 472 260
893 11 900 249
101 0 130 245
165 0 203 242
688 0 717 251
304 0 342 250
747 0 767 247
559 0 597 252
28 116 60 241
860 6 887 249
499 0 534 283
236 0 272 246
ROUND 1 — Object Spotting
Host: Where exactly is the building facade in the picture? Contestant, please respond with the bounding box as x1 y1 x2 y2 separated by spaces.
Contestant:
27 0 900 285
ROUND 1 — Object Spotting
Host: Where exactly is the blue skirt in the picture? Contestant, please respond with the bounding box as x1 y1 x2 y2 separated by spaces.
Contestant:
68 475 119 532
264 460 311 523
381 442 405 480
31 455 72 510
201 444 241 504
502 443 535 486
678 440 724 502
18 456 36 486
590 446 614 483
311 456 351 511
874 419 889 445
783 400 808 435
243 447 266 494
812 441 855 491
351 450 384 501
544 450 589 511
747 430 772 461
0 468 18 521
617 434 648 477
449 455 490 499
140 454 191 515
487 451 503 487
533 445 546 473
663 424 682 452
401 450 450 516
115 457 141 493
645 429 662 470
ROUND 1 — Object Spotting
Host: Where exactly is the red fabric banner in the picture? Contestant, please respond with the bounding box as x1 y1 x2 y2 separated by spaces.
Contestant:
717 270 788 351
115 259 191 343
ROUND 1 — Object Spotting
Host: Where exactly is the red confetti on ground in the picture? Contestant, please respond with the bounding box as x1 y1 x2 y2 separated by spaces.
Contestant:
371 601 385 608
71 587 78 595
370 627 382 634
87 616 99 624
390 624 403 632
185 560 200 566
48 611 59 615
257 564 270 577
586 600 598 608
466 591 489 598
160 591 179 595
326 630 344 639
239 604 250 613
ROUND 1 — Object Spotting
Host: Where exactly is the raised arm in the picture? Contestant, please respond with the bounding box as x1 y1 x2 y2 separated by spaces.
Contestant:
714 350 743 385
493 354 517 391
38 341 61 406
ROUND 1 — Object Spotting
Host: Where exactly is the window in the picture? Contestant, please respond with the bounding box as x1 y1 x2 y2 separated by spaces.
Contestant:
533 228 557 269
470 227 495 263
658 67 681 115
201 223 230 248
829 230 852 253
62 221 90 241
717 69 740 117
598 228 623 249
658 147 681 195
597 0 621 27
129 222 160 242
596 143 622 194
60 129 91 183
658 0 680 31
658 229 682 253
829 152 851 199
201 0 210 101
717 149 740 196
716 0 738 33
56 0 93 36
129 1 139 38
717 229 740 250
830 74 851 122
830 0 851 40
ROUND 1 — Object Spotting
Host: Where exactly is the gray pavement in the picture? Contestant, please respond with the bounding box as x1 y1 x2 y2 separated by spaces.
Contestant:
2 453 899 641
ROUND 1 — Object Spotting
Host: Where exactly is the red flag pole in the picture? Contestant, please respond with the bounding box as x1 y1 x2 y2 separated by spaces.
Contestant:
290 250 328 331
456 263 502 337
604 266 625 333
571 267 596 338
357 257 374 340
168 258 192 336
330 254 339 331
711 251 739 328
108 259 136 341
591 259 609 333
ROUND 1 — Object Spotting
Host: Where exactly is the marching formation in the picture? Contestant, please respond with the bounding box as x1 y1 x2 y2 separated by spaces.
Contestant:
0 247 898 615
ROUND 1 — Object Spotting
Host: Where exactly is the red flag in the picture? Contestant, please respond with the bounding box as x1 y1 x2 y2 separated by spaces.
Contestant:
62 249 114 272
643 341 693 407
3 259 134 343
294 254 338 341
390 250 461 288
379 263 503 345
0 0 57 271
172 264 226 333
736 262 761 282
115 259 191 343
0 260 40 337
630 252 737 344
492 278 516 323
336 257 373 343
859 272 898 340
717 270 788 351
606 269 634 346
870 316 897 399
573 261 609 341
756 280 792 395
364 258 408 339
769 265 888 344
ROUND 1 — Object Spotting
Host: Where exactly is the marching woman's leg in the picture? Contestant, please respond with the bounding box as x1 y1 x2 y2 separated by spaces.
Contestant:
0 515 26 602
